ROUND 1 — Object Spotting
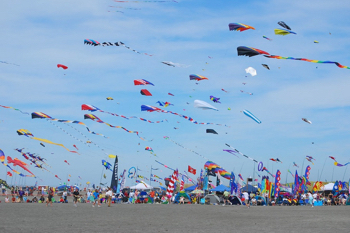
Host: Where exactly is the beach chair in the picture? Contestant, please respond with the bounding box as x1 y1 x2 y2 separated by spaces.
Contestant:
200 198 205 205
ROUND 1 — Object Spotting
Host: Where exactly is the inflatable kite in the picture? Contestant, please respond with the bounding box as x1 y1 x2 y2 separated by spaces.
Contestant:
228 23 255 32
245 67 257 76
194 100 218 111
243 110 261 124
210 96 221 103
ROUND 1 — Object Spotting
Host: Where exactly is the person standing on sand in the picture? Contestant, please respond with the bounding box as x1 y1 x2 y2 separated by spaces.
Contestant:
46 188 53 207
73 188 80 207
106 188 113 207
92 189 101 207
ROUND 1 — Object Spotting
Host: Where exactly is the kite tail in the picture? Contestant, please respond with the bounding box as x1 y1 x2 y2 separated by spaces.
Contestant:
0 105 29 114
31 137 79 154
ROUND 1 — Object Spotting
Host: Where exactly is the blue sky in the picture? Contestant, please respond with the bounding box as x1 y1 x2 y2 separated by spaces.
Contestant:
1 0 350 187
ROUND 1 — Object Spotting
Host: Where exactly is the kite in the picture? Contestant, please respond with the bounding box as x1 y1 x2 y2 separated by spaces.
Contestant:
189 74 208 81
221 89 228 93
134 79 154 86
0 105 29 115
206 129 218 134
238 174 244 181
168 93 174 96
156 101 173 107
245 67 257 76
73 145 79 150
329 156 350 167
237 46 270 57
228 23 255 32
84 114 148 141
238 46 350 69
55 175 61 180
225 144 258 163
210 96 221 103
240 90 253 95
262 167 275 177
57 64 68 69
31 112 106 137
306 157 314 165
141 105 227 126
7 171 12 177
82 104 166 124
40 143 45 147
0 61 20 66
64 160 70 165
7 156 35 176
262 64 270 70
274 28 296 35
287 169 294 177
108 154 116 159
314 41 319 43
145 146 156 156
277 21 291 30
194 100 218 111
106 97 114 100
17 129 78 154
163 136 207 159
140 89 152 96
161 61 189 68
263 36 272 41
243 109 261 124
302 118 312 124
84 39 153 56
222 149 240 158
270 158 282 163
102 160 113 171
204 161 230 179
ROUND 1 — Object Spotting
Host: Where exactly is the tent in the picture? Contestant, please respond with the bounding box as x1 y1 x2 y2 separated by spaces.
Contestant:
320 183 334 191
184 185 197 192
174 191 191 203
136 191 153 204
240 184 258 193
209 184 230 192
229 195 242 205
130 183 153 190
204 194 220 204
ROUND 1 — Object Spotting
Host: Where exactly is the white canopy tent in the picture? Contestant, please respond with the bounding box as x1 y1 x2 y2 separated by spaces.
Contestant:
129 183 153 190
320 183 334 191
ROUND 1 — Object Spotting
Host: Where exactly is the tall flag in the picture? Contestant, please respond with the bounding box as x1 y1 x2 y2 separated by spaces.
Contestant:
110 155 118 193
333 181 339 196
216 172 221 186
312 181 323 192
230 172 237 195
293 170 299 194
166 169 178 198
188 165 196 175
274 170 281 198
180 176 185 191
119 169 126 191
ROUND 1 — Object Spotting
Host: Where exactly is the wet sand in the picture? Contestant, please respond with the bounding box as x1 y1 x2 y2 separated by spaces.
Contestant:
0 197 349 233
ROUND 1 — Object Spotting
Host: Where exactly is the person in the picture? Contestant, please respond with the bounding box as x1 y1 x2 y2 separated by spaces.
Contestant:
46 188 53 207
308 192 314 207
5 196 9 203
116 191 124 204
179 196 185 204
59 197 65 203
242 191 250 208
18 188 24 203
73 188 79 207
63 189 68 203
32 196 38 203
1 184 5 195
92 189 101 207
80 195 85 203
251 196 257 206
106 188 113 207
223 190 230 206
86 189 91 203
11 195 16 203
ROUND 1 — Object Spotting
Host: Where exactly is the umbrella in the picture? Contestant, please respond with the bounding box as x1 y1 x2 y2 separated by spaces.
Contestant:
191 189 204 194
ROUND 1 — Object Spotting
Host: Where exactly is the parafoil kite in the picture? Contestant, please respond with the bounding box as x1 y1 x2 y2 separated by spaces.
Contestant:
57 64 68 69
237 46 270 57
141 105 227 126
106 97 114 100
189 74 208 81
134 79 154 86
302 118 312 124
210 96 221 103
140 89 152 96
0 149 35 178
274 28 297 35
243 110 261 124
206 129 218 134
277 21 291 30
102 160 113 171
84 114 147 141
7 156 35 176
82 104 166 123
245 67 257 76
228 23 255 32
262 64 270 70
194 100 218 111
7 171 12 177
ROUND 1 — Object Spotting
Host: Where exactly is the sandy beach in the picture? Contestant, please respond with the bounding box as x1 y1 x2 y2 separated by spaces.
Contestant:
0 196 349 233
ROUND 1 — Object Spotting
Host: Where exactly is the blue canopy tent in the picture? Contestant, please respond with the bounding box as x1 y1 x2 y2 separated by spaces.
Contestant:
159 186 166 191
184 185 197 192
240 184 257 193
209 184 230 192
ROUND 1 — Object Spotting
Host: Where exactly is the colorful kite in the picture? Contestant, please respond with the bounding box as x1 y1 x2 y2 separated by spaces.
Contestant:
17 129 78 154
161 61 189 68
274 28 297 35
145 146 156 156
84 39 153 56
306 156 314 165
102 160 113 171
329 156 350 167
0 105 29 115
55 175 61 180
222 149 240 158
0 150 35 178
221 89 228 93
228 23 255 32
204 161 230 179
134 79 154 86
168 93 174 96
262 167 275 177
156 101 173 107
31 112 106 137
141 105 227 126
237 46 270 57
206 129 218 134
7 171 12 177
225 144 258 163
262 64 270 70
210 96 221 103
262 36 272 41
82 104 166 124
140 89 152 96
84 114 148 141
64 160 70 165
189 74 208 81
270 158 282 163
243 109 261 124
287 169 294 177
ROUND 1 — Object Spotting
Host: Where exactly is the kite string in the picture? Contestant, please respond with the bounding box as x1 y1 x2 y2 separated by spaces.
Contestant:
163 136 208 160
